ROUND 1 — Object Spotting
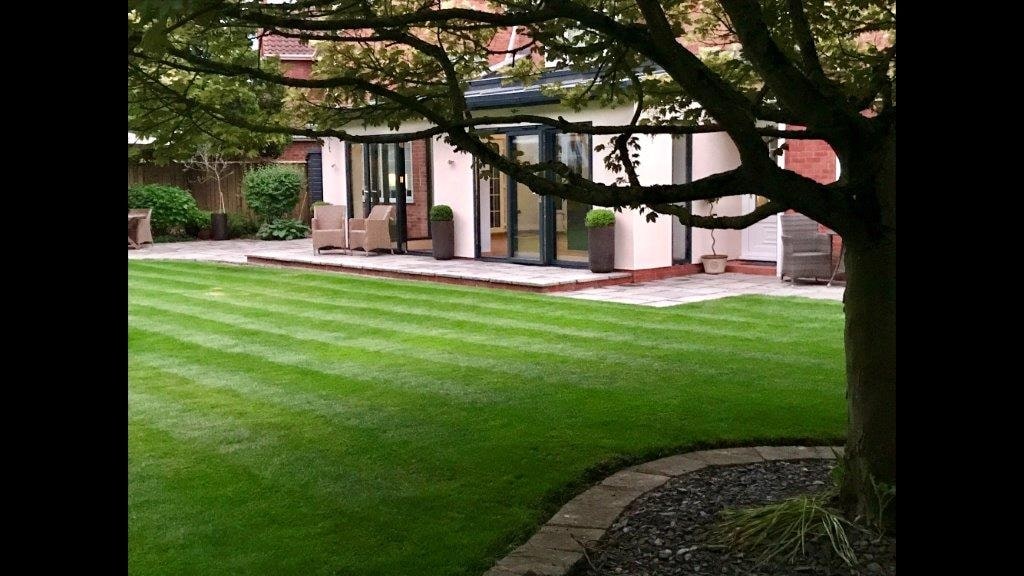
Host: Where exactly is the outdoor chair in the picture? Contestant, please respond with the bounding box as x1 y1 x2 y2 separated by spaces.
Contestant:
311 204 347 254
780 213 832 282
128 208 153 245
349 204 395 254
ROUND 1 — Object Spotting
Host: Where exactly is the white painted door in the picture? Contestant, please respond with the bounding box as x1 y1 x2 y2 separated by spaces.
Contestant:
741 195 778 261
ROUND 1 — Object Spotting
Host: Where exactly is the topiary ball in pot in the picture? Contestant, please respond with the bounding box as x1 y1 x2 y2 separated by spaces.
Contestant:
430 204 455 260
585 208 616 273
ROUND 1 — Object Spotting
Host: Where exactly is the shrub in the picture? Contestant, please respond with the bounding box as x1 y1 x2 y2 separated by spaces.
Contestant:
185 210 212 238
585 208 616 228
311 201 331 211
227 213 259 238
243 165 303 223
128 184 202 235
429 204 453 221
257 218 310 240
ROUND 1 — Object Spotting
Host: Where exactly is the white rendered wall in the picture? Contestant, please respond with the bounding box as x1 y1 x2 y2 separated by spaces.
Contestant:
431 136 477 258
321 137 347 206
690 133 742 259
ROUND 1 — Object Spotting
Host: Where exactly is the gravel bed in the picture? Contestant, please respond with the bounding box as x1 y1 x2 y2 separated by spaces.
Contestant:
578 459 896 575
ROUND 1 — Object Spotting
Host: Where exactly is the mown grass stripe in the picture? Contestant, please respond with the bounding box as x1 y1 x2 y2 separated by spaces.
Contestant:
132 283 837 381
130 263 841 335
131 275 839 367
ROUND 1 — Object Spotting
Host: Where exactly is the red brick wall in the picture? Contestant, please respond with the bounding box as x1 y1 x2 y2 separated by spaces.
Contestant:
784 128 843 272
406 140 430 239
282 60 312 80
785 138 837 185
278 141 321 162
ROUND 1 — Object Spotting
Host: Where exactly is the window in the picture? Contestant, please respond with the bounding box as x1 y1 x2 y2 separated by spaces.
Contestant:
365 143 414 204
489 165 501 228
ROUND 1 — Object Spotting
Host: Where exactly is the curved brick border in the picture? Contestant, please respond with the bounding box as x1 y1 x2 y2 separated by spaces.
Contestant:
484 445 843 576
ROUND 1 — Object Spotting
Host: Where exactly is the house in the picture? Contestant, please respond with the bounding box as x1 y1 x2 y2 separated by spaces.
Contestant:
263 28 839 277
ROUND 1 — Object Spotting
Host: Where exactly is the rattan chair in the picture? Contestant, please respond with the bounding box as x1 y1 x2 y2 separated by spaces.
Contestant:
780 213 832 282
349 205 395 254
128 208 153 245
311 204 347 254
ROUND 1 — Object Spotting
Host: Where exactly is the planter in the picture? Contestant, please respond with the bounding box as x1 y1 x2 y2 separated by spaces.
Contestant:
588 226 615 273
701 254 728 274
432 220 454 260
211 213 229 241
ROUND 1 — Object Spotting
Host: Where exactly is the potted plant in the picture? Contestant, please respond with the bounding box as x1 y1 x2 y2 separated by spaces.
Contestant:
585 208 616 273
430 204 455 260
185 144 233 241
700 198 728 274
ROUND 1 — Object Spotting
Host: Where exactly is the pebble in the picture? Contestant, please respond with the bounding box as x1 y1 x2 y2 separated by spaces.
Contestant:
577 460 897 576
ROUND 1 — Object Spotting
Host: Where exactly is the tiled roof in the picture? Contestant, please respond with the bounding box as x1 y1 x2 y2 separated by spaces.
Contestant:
260 34 316 58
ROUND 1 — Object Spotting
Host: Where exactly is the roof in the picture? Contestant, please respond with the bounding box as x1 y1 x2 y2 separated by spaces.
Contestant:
259 35 316 59
465 66 667 110
465 68 599 109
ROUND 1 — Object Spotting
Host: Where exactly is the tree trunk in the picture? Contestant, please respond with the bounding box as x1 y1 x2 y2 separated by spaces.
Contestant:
840 123 896 530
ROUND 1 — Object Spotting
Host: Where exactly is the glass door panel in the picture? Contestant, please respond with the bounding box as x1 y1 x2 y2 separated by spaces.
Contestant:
478 135 509 257
554 133 591 262
510 134 542 261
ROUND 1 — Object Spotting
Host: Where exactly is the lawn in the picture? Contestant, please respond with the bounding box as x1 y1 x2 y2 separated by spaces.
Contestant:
128 261 846 576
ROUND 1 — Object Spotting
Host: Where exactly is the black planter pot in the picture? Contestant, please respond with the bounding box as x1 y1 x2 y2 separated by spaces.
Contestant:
211 213 229 241
588 226 615 272
432 220 454 260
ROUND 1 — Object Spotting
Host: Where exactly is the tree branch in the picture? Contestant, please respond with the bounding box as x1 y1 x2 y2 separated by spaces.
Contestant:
786 0 829 88
652 199 786 229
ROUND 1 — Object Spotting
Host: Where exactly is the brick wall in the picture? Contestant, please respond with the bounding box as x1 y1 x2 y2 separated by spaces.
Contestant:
278 141 321 162
784 134 837 185
784 129 843 272
282 60 313 80
406 140 430 239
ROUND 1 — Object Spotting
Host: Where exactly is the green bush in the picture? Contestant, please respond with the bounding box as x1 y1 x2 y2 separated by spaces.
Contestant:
227 213 259 238
257 218 310 240
311 201 331 211
185 210 212 237
585 208 616 228
243 166 303 223
429 204 454 221
128 184 203 236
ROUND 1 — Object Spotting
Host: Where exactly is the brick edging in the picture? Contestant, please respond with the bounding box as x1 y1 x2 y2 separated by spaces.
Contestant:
484 445 842 576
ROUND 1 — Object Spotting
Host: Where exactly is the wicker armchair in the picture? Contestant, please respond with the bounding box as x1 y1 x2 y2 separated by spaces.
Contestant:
780 214 832 282
312 204 347 254
349 204 395 254
128 208 153 245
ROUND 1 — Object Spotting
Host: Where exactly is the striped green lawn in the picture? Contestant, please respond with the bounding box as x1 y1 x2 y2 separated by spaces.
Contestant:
128 261 846 576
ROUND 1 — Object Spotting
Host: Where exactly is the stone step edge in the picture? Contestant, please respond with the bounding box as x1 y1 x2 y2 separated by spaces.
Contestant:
484 445 842 576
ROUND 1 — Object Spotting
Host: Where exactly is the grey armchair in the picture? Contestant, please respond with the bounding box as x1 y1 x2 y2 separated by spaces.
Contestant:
349 204 395 254
312 204 347 254
780 214 832 282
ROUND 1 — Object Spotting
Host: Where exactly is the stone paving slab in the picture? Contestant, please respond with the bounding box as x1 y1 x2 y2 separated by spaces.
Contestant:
487 445 841 576
130 240 842 304
755 445 837 461
688 447 765 466
600 470 670 493
524 526 606 553
632 454 708 476
555 272 844 305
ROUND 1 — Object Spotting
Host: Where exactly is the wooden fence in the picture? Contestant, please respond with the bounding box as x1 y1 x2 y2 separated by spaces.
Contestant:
128 161 311 222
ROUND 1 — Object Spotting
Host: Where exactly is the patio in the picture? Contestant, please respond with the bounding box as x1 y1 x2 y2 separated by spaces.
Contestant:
127 239 844 301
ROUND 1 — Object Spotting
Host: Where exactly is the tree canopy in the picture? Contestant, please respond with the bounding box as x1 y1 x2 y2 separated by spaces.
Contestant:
128 11 290 163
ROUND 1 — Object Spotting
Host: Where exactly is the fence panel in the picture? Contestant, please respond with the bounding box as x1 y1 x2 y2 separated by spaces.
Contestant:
128 161 310 223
